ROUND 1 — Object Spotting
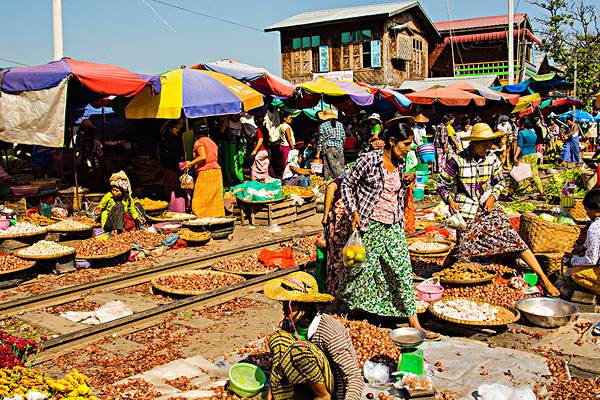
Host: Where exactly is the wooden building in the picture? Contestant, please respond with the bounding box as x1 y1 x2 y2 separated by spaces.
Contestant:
265 2 441 86
430 14 544 82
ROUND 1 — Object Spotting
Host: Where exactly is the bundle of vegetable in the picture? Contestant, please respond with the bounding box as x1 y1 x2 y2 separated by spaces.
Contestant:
503 201 536 214
543 168 586 203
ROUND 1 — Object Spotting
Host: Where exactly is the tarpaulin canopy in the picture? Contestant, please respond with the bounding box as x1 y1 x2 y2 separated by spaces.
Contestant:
298 77 374 107
446 81 520 104
194 60 295 99
125 68 264 119
405 87 486 106
1 58 161 96
271 99 332 121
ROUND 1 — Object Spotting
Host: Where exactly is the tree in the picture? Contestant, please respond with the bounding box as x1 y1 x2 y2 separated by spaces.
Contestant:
531 0 600 107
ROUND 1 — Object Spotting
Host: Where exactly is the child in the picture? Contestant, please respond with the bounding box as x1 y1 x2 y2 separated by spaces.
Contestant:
95 171 146 232
570 190 600 267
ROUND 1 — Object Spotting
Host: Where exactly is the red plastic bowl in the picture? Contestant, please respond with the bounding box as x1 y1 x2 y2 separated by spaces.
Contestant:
10 185 39 196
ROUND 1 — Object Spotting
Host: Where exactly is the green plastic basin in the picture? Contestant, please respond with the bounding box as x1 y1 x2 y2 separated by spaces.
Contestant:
229 363 266 398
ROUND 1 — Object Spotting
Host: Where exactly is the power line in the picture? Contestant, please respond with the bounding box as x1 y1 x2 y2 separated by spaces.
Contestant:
147 0 278 36
0 58 29 67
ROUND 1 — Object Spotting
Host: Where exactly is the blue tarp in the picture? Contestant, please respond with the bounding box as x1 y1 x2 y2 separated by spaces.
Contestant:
557 110 596 123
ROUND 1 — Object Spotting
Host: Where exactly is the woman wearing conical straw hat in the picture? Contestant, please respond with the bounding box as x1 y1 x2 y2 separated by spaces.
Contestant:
437 123 559 297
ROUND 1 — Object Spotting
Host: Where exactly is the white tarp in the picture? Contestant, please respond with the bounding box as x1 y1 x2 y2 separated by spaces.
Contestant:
0 78 67 147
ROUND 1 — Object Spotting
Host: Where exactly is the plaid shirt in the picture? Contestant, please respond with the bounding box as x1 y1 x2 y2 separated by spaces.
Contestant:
341 149 405 229
318 121 346 152
433 124 448 149
437 149 505 219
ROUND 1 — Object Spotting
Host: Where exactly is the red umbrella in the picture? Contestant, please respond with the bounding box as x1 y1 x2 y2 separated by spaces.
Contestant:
406 87 486 107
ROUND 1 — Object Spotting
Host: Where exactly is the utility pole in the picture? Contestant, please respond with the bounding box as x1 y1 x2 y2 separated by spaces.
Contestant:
52 0 64 60
508 0 515 85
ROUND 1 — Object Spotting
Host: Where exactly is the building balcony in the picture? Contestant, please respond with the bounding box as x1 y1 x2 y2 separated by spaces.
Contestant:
453 60 537 82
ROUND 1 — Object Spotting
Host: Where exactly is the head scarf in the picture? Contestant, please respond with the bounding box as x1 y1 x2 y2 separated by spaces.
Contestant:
286 149 300 167
110 170 131 195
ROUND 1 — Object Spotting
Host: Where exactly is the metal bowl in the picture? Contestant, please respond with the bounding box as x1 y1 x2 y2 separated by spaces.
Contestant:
389 327 426 348
515 297 578 328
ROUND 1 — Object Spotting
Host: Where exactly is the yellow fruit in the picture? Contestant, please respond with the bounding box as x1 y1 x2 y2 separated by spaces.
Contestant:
345 249 356 260
345 259 355 267
354 250 366 263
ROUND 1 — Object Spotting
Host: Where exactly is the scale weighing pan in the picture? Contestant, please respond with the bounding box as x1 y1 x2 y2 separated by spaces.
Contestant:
389 327 426 348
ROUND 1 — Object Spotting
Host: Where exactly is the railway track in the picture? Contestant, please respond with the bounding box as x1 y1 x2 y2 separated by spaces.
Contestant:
0 229 320 318
2 222 431 364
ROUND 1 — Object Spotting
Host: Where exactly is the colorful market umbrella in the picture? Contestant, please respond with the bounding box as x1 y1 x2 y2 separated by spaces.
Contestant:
125 68 264 119
356 82 411 110
512 93 542 114
446 82 520 105
557 110 596 123
0 58 160 96
298 77 374 106
193 60 295 98
405 87 486 106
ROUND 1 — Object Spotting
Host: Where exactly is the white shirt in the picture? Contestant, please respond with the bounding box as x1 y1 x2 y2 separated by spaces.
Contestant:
572 217 600 266
279 122 295 147
413 125 426 145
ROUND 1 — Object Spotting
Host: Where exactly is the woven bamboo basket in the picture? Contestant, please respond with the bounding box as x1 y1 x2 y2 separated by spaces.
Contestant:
177 229 212 245
16 247 75 261
535 252 566 276
151 270 245 296
46 223 94 233
211 265 276 277
0 258 36 276
408 240 452 256
519 213 580 253
570 200 589 223
75 246 131 260
149 212 197 223
0 228 47 240
571 266 600 294
430 297 521 327
438 273 496 286
184 217 237 227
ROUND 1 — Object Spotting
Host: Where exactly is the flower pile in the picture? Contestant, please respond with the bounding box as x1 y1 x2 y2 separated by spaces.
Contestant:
0 367 96 399
0 331 44 368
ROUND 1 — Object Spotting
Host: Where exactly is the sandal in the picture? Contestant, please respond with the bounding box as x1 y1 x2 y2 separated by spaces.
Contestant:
425 332 442 341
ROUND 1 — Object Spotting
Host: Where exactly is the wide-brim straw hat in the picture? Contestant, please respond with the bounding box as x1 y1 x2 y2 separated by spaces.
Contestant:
263 271 334 303
463 123 504 142
414 114 429 123
385 116 414 127
317 108 338 121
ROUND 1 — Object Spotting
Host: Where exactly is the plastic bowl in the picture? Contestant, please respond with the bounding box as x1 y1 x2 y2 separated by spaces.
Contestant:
415 278 444 303
0 220 10 230
228 363 266 398
10 185 39 196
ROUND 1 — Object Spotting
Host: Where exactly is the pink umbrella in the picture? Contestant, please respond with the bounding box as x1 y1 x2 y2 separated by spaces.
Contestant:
406 87 486 107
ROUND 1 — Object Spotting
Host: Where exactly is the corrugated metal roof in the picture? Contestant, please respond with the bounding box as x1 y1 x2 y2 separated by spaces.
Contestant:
397 75 500 91
434 14 526 32
265 2 418 31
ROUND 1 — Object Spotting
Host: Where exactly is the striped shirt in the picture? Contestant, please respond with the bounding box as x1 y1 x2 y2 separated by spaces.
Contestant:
437 149 505 220
308 314 363 400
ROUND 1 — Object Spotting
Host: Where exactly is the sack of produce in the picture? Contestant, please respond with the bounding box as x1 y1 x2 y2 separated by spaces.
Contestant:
51 197 69 219
343 229 366 267
447 212 466 230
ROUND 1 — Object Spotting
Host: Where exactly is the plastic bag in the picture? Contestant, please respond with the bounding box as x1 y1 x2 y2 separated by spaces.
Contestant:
447 212 466 230
510 163 532 182
51 197 68 219
179 171 195 190
477 384 535 400
363 361 389 385
343 229 366 267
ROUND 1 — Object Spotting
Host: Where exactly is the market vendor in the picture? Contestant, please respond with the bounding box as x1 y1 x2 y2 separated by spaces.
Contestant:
282 150 312 188
95 171 146 232
339 122 438 339
264 271 363 400
437 123 560 297
186 119 225 218
570 190 600 267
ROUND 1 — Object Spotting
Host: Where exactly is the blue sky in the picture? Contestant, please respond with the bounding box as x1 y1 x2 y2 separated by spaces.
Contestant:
0 0 572 74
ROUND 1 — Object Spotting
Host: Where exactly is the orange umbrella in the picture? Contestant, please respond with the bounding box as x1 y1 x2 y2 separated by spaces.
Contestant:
406 87 486 106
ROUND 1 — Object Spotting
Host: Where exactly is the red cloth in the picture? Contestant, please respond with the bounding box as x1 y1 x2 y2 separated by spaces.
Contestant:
67 59 153 97
258 247 296 269
404 183 416 234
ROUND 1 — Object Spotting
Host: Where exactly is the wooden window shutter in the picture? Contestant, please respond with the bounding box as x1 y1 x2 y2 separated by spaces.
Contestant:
396 34 413 61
